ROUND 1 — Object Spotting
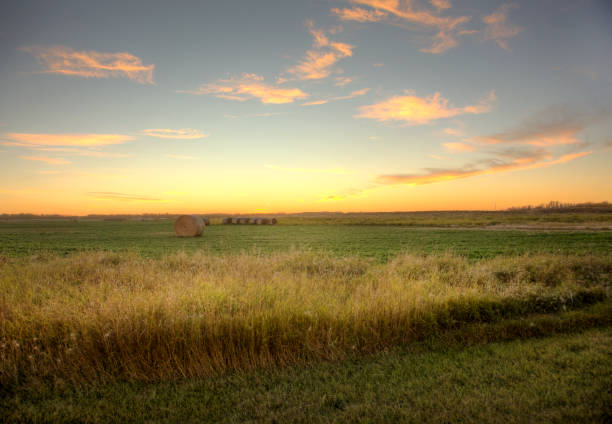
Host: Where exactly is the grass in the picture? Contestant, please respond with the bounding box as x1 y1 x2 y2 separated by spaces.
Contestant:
2 250 610 390
1 220 611 260
1 218 611 421
3 327 611 423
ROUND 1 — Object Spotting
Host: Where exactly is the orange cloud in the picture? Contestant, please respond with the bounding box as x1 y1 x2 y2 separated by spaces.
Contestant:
302 100 329 106
333 87 370 100
336 0 471 53
141 128 208 139
180 73 308 104
331 7 387 22
303 88 370 106
377 151 592 186
443 142 475 152
30 147 128 158
335 76 354 86
288 22 354 80
21 46 154 84
3 133 132 147
19 156 71 165
471 105 602 146
430 0 451 11
483 4 521 50
356 90 494 124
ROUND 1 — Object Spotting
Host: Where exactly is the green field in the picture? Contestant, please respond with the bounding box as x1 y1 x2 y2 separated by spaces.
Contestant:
4 327 611 423
1 217 611 422
1 219 611 260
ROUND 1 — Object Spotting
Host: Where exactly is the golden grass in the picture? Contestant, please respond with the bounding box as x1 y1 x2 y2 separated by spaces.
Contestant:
1 250 610 388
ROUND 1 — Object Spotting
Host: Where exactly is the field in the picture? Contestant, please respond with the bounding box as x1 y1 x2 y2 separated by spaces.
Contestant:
1 213 611 422
1 218 611 260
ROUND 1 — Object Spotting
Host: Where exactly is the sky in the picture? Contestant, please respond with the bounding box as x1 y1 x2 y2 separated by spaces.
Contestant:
0 0 611 214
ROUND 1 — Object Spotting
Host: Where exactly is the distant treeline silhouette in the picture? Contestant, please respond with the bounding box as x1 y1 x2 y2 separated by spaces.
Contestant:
506 201 612 213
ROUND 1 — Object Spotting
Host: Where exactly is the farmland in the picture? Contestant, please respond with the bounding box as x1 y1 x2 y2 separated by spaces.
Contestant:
1 214 611 422
1 218 611 260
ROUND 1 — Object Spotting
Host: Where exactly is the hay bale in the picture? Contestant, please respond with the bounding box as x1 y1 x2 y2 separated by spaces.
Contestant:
174 215 205 237
253 218 263 225
222 217 232 225
202 217 210 226
270 218 278 225
260 218 270 225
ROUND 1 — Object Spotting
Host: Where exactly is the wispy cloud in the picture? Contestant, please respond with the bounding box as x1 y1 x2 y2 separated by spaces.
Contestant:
332 87 370 100
472 105 605 146
331 7 387 22
428 153 448 160
335 76 354 86
430 0 451 12
333 0 471 54
443 127 463 136
302 100 329 106
179 73 308 104
19 156 71 165
377 151 591 186
288 21 354 80
141 128 208 139
86 192 164 202
483 3 522 50
265 164 352 175
443 142 475 152
301 87 370 106
2 133 132 147
30 147 129 158
21 46 154 84
356 90 494 125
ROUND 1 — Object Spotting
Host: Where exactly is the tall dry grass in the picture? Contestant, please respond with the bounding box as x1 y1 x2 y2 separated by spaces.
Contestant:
1 250 609 388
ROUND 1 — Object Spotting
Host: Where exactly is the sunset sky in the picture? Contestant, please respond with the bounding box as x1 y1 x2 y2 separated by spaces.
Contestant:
1 0 611 214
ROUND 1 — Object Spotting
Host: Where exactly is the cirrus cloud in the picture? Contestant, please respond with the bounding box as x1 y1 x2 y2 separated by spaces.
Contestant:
356 90 495 125
21 46 155 84
376 151 591 186
333 0 471 54
2 133 133 147
288 22 354 80
483 3 522 50
179 73 308 104
141 128 208 139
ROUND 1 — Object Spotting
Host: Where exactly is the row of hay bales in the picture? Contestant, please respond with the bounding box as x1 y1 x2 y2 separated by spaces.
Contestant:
222 217 277 225
174 215 277 237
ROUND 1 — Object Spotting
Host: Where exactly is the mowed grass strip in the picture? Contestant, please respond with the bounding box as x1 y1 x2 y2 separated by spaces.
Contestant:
1 220 611 259
1 250 610 389
3 327 611 423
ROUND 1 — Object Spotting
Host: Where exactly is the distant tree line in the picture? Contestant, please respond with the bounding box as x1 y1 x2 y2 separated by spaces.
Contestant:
506 201 611 213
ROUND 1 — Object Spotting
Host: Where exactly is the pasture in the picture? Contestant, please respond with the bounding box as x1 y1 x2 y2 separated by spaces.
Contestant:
1 218 611 259
1 215 611 422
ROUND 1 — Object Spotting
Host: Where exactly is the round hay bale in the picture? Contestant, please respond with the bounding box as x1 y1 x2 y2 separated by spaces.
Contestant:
270 218 278 225
253 218 262 225
202 217 210 226
260 218 270 225
174 215 205 237
222 217 232 225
